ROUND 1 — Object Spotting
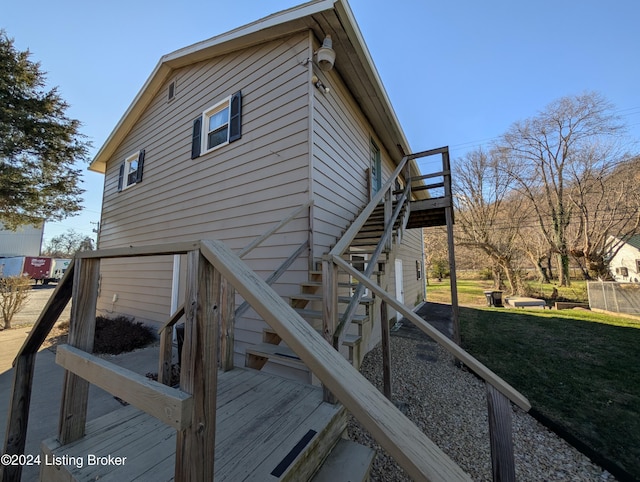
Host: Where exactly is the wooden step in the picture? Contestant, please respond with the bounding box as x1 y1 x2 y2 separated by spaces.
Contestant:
41 368 347 482
343 256 388 265
290 293 374 304
311 439 375 482
263 328 361 348
302 280 367 288
246 342 307 371
294 308 368 324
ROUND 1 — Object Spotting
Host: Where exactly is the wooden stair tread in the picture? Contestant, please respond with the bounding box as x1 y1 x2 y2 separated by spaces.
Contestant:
246 343 306 368
311 439 375 482
41 368 347 481
263 328 361 347
291 293 374 304
294 308 368 323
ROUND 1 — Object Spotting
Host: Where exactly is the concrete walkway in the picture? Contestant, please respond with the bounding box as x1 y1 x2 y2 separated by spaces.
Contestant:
392 301 454 341
0 333 163 481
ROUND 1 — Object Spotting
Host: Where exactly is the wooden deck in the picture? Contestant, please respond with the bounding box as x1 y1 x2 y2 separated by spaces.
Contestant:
41 368 346 481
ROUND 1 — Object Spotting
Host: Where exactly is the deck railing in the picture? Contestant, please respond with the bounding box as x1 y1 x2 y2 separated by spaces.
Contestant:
2 240 473 481
321 146 523 480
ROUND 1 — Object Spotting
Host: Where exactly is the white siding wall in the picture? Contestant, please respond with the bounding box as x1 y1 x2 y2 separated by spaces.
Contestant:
97 33 313 362
0 222 44 257
611 243 640 282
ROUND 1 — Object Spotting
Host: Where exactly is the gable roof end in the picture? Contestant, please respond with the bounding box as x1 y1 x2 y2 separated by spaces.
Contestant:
89 0 411 174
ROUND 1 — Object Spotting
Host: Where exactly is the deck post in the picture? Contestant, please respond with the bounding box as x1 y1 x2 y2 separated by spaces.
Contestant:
175 250 218 481
220 278 235 371
442 149 461 345
384 186 392 252
58 257 100 445
1 265 74 482
380 300 392 400
486 383 516 482
322 255 338 403
158 305 185 386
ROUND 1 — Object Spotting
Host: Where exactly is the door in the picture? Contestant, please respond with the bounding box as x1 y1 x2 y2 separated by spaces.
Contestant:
370 140 381 197
395 259 404 321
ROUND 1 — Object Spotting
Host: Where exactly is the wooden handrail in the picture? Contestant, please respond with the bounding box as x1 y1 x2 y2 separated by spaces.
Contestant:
56 345 193 430
334 184 410 345
235 240 309 320
199 239 470 481
238 200 313 258
331 254 531 411
406 146 450 160
2 262 76 482
73 241 200 259
330 156 409 257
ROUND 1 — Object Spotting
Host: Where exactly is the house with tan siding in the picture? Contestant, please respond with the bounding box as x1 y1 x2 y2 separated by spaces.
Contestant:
88 0 445 379
3 3 534 480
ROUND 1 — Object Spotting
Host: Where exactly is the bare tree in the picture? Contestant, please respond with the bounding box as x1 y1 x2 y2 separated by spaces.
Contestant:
499 92 627 286
453 148 529 294
43 229 94 257
423 227 449 284
0 276 31 330
569 155 640 278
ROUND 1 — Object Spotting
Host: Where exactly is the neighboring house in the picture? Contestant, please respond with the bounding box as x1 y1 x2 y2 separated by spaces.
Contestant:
88 0 444 377
0 221 44 257
609 234 640 283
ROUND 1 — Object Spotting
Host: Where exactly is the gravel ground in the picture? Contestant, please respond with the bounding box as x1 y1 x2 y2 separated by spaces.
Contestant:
347 334 615 481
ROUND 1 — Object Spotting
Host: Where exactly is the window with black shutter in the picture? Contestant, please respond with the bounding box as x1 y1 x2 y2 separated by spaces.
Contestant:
118 149 145 191
192 90 242 158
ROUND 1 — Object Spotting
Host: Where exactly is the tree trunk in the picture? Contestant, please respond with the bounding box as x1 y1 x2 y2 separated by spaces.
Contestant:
557 252 571 286
492 266 504 290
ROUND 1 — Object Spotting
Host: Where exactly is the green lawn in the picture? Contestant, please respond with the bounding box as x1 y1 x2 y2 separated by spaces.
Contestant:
427 278 589 305
459 306 640 479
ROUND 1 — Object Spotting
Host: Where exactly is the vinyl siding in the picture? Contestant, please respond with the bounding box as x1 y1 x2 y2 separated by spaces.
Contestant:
310 50 424 355
97 33 312 359
310 54 396 260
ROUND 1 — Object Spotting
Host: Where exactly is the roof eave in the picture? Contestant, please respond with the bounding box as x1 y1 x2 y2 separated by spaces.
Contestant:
89 0 338 174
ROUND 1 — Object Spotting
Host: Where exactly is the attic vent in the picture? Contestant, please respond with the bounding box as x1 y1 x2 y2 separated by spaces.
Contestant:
168 81 176 101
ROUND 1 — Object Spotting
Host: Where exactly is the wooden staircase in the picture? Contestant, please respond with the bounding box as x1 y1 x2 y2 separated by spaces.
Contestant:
3 148 531 482
245 198 406 376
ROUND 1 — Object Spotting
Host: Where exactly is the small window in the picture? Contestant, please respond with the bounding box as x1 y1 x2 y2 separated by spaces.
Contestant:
168 80 176 101
118 149 145 191
192 91 242 159
205 101 230 151
616 267 629 277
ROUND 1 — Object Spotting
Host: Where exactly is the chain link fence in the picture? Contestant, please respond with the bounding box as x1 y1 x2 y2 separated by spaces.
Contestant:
587 281 640 316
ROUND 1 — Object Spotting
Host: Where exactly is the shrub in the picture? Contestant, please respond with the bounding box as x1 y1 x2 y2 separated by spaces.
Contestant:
93 315 155 355
0 275 32 330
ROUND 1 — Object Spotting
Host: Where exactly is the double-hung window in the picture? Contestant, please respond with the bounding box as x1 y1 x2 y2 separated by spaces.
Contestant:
118 149 145 191
204 100 230 151
191 91 242 159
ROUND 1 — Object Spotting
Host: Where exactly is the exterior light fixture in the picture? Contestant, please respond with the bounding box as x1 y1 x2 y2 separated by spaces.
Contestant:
316 35 335 71
311 75 330 94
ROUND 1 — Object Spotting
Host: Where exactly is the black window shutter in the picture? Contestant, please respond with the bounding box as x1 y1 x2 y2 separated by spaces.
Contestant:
191 116 202 159
229 91 242 143
117 162 125 192
136 149 146 183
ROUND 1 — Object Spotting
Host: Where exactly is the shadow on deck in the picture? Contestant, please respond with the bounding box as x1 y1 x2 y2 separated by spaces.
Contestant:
42 368 348 481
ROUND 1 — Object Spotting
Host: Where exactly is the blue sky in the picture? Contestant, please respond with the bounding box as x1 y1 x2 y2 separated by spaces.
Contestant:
4 0 639 244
